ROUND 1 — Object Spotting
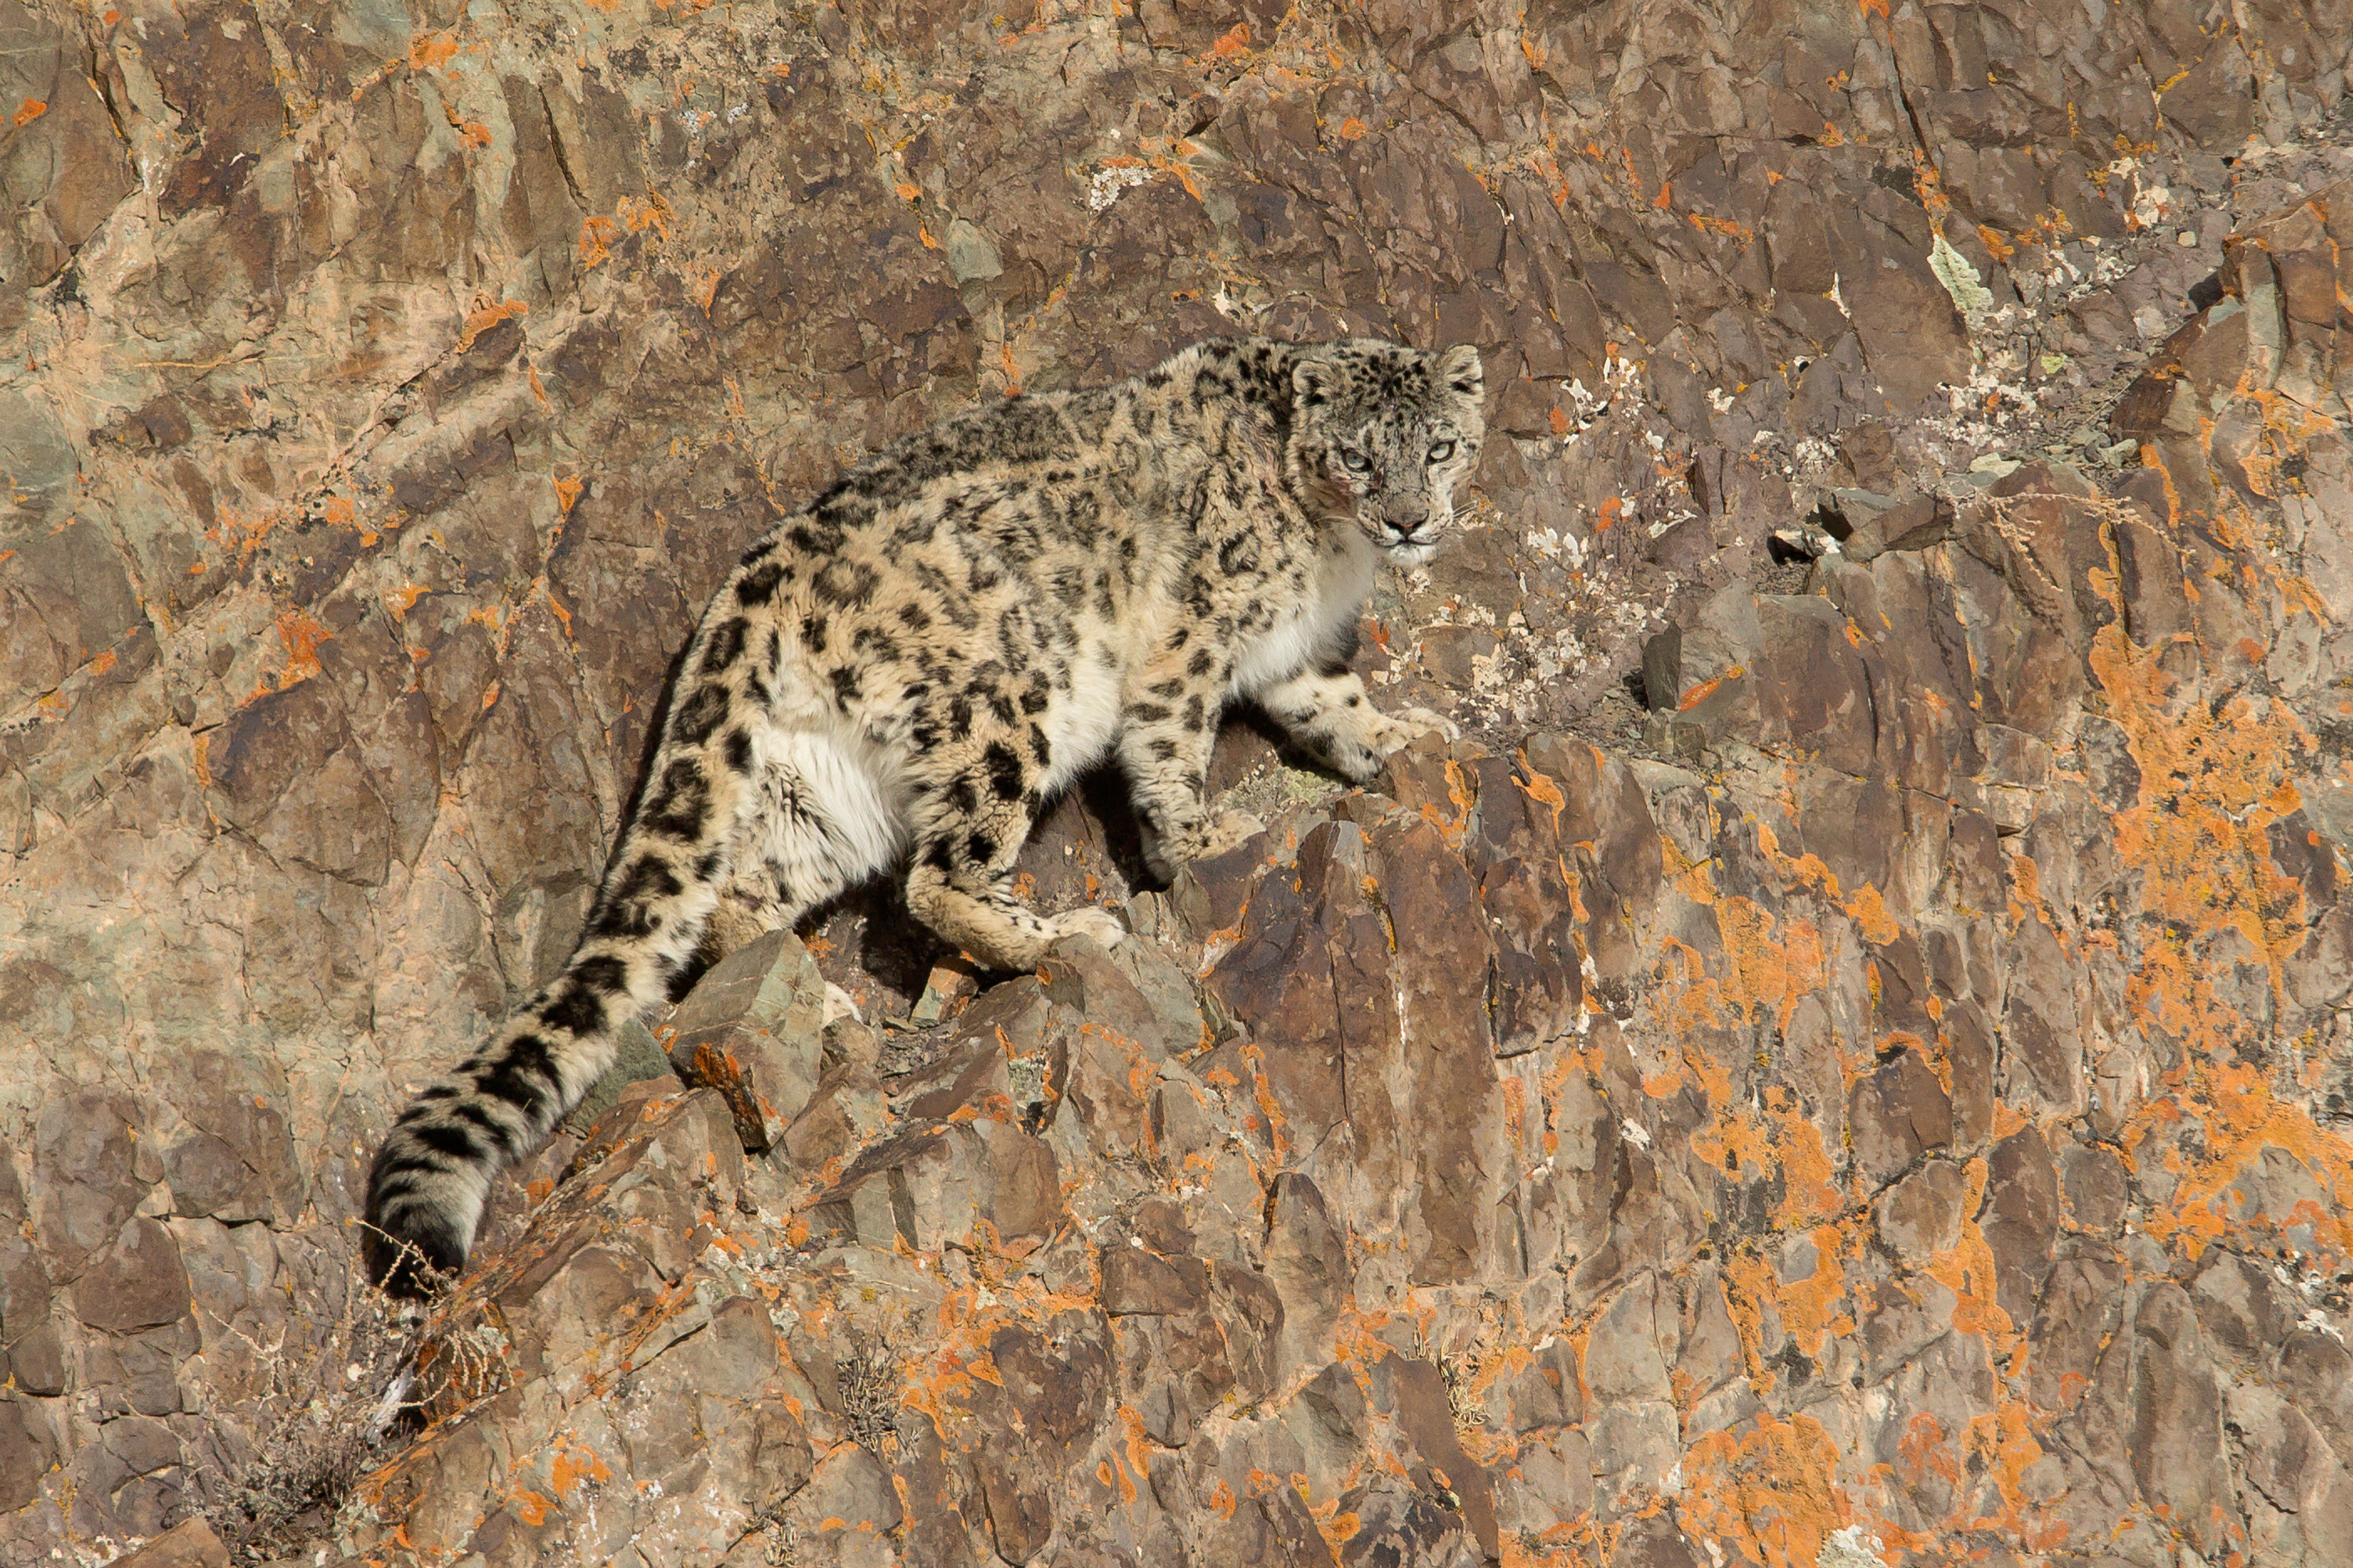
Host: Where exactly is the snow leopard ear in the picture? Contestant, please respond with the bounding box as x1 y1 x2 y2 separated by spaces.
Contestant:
1435 343 1484 397
1292 357 1335 409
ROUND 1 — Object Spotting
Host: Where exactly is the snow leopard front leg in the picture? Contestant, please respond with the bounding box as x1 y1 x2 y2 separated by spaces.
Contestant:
1258 654 1455 784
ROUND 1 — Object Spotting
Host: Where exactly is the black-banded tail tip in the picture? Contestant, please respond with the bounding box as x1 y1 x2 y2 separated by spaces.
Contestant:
363 1209 467 1300
363 1103 504 1298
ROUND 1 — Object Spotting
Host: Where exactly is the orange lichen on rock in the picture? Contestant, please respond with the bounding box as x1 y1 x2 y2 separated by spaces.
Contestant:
2092 619 2314 990
274 609 332 688
1677 1412 1853 1568
457 297 528 351
404 29 459 69
1714 894 1830 1032
1923 1159 2016 1351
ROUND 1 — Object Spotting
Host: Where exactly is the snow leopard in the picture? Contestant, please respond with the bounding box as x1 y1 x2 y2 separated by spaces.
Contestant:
363 334 1485 1294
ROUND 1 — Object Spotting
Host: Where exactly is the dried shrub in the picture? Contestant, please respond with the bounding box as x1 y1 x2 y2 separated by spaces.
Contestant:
835 1335 903 1459
1438 1349 1485 1437
178 1242 448 1563
749 1504 801 1566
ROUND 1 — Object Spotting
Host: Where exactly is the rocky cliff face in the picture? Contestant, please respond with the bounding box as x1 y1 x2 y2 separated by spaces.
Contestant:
5 0 2353 1562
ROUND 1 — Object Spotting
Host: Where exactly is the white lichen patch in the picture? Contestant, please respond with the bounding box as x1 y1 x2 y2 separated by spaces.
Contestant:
1084 162 1154 213
1930 230 1995 342
1817 1525 1887 1568
2105 153 2175 231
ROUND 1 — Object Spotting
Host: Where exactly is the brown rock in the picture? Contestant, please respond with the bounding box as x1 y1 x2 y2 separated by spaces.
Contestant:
2191 1251 2294 1362
807 1116 1056 1252
1201 822 1416 1221
2130 1283 2230 1554
1979 1127 2060 1328
1207 1265 1285 1404
1169 830 1273 938
1100 1242 1207 1316
1262 1172 1345 1381
1583 1275 1672 1406
976 1122 1062 1245
1053 1008 1151 1153
1840 494 1954 562
1128 1309 1237 1449
1038 935 1166 1059
100 1518 227 1568
1375 1356 1498 1559
1146 1076 1218 1175
1295 1358 1369 1456
1337 1485 1478 1566
1847 1049 1952 1190
70 1219 191 1334
2230 1383 2353 1567
667 930 827 1152
977 1442 1053 1563
560 1016 673 1137
1609 1514 1708 1568
2060 1137 2129 1233
783 1062 893 1172
1754 594 1879 777
72 1412 184 1537
2000 915 2083 1111
1502 1336 1583 1433
0 1398 56 1514
2026 1247 2129 1419
32 1088 150 1277
896 1037 1014 1123
1373 816 1506 1284
160 1050 294 1223
1479 851 1585 1058
794 1442 904 1552
0 1144 59 1398
1873 1159 1967 1264
12 0 2353 1556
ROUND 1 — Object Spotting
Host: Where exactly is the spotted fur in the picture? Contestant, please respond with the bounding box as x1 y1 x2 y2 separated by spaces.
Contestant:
363 335 1484 1294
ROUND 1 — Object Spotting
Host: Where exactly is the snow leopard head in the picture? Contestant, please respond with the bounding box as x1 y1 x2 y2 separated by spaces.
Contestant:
1288 339 1485 567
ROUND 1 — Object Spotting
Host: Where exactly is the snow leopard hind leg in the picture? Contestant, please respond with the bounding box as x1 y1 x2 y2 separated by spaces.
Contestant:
898 723 1125 974
699 722 909 1009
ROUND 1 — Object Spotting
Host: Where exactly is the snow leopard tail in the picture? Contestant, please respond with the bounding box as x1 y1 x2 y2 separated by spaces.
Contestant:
363 619 766 1296
362 992 644 1298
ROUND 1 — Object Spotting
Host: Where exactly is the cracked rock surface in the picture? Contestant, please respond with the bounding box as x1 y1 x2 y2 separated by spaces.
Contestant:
4 0 2353 1562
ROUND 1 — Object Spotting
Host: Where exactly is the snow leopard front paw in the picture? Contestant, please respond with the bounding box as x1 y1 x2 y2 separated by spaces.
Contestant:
1323 737 1385 785
1326 706 1458 782
1378 707 1460 753
1047 905 1128 951
1138 808 1210 885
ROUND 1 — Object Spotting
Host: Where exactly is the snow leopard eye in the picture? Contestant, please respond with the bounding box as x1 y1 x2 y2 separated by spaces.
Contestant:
1426 440 1455 465
1337 449 1372 474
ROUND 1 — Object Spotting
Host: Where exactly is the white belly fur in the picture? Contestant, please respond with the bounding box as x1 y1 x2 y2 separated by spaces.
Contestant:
1042 648 1124 794
1228 533 1377 699
759 643 909 877
759 720 909 878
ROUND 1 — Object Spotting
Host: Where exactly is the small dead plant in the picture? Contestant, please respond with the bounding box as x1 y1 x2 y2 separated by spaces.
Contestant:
835 1334 904 1460
179 1237 451 1563
1417 1317 1496 1439
749 1504 801 1566
1437 1349 1485 1437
